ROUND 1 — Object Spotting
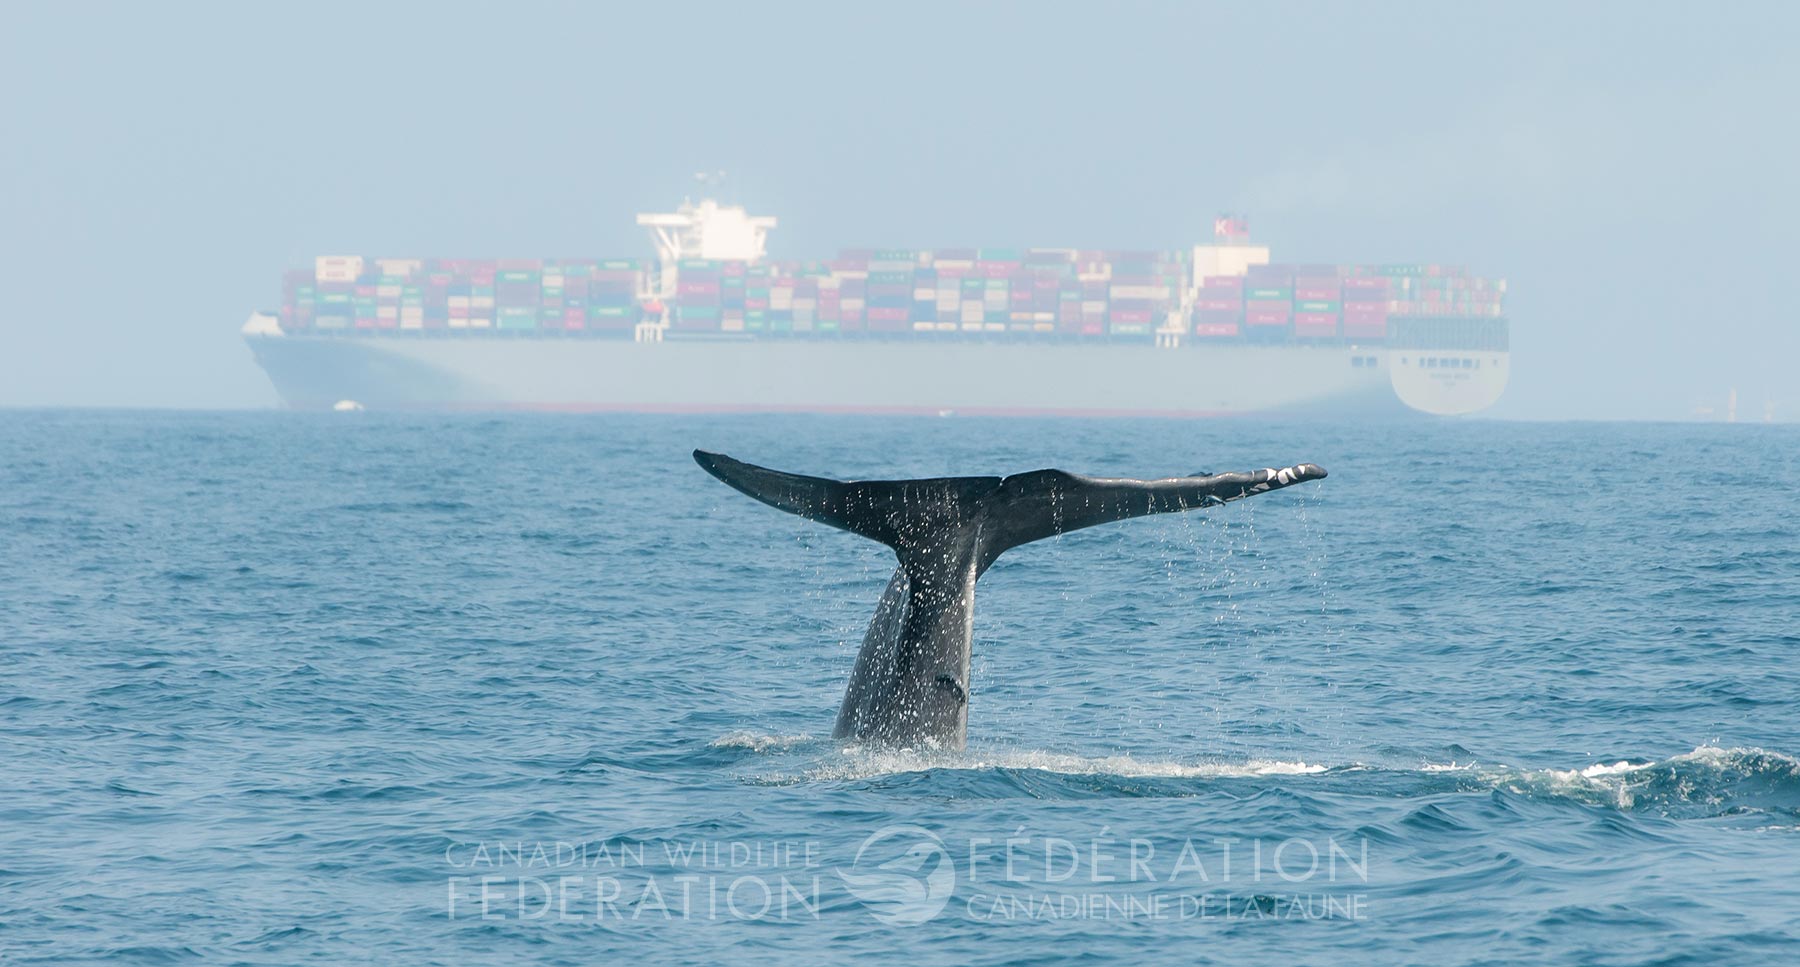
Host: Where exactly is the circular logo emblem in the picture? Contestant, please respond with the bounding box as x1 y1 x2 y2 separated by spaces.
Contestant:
837 825 955 926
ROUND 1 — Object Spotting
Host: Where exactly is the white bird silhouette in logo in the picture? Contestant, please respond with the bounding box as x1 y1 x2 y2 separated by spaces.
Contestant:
838 826 955 926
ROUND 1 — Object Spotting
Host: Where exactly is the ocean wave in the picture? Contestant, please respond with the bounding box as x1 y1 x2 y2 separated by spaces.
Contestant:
1431 746 1800 816
721 735 1799 818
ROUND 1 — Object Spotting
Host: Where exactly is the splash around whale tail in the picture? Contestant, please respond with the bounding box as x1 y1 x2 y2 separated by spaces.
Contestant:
692 450 1325 566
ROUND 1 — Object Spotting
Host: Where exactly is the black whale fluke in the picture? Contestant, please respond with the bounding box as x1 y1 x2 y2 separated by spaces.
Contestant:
694 449 1325 750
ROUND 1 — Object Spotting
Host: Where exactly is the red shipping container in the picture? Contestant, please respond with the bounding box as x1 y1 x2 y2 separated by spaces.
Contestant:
1295 287 1340 301
1109 308 1154 323
1202 275 1246 290
1193 322 1240 337
1196 298 1242 312
1293 312 1339 337
1245 309 1290 326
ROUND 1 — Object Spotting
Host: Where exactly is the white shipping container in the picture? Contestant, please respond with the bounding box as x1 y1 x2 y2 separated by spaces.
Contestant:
791 298 818 310
960 302 984 323
934 259 974 270
770 292 793 310
936 294 960 311
374 258 422 278
448 318 469 329
377 285 402 298
934 322 957 331
469 317 492 328
983 323 1006 332
982 291 1006 309
913 321 937 332
912 288 935 301
376 306 398 320
818 277 842 291
448 296 471 309
400 318 423 330
961 321 984 331
840 298 865 310
472 296 495 309
1081 300 1107 312
1110 285 1171 300
722 318 744 332
315 255 364 282
868 259 914 272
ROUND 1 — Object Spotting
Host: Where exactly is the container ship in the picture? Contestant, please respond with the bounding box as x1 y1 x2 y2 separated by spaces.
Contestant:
243 200 1509 417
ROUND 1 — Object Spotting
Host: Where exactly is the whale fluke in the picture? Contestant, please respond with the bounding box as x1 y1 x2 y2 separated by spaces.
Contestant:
695 449 1326 748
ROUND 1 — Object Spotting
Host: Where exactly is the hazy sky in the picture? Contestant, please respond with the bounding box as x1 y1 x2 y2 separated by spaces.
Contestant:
2 1 1795 419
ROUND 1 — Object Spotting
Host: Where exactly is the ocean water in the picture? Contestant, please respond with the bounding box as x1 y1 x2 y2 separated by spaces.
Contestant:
2 411 1797 966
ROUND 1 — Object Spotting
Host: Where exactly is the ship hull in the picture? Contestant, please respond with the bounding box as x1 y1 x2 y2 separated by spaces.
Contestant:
244 332 1453 417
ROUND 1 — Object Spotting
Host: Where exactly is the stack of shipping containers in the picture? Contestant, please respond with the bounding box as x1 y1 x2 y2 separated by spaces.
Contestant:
279 251 1502 346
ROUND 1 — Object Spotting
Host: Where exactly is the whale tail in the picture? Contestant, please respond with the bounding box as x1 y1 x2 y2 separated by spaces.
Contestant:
692 450 1324 566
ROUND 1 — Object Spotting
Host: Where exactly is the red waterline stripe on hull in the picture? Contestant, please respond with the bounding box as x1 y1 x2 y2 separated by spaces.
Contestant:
301 401 1245 419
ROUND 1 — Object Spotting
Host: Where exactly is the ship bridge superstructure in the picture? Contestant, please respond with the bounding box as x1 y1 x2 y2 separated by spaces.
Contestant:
635 198 777 340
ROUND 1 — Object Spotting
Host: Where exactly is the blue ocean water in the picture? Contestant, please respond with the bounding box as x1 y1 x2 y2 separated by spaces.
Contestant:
2 411 1797 966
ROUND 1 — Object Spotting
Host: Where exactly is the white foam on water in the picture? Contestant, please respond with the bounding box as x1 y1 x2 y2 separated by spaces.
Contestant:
726 738 1331 784
709 730 814 752
1444 746 1800 812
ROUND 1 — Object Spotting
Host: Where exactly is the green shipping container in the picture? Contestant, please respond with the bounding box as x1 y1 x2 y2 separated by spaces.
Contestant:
498 271 539 283
1247 288 1292 300
1296 301 1341 312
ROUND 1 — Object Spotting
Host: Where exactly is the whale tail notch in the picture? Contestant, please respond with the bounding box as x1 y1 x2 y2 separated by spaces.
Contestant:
693 449 1324 564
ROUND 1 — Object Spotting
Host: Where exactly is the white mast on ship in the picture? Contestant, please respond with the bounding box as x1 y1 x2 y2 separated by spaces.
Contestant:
634 173 777 343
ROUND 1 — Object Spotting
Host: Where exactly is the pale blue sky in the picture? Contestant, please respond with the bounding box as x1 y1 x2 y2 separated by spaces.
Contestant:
2 1 1795 418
